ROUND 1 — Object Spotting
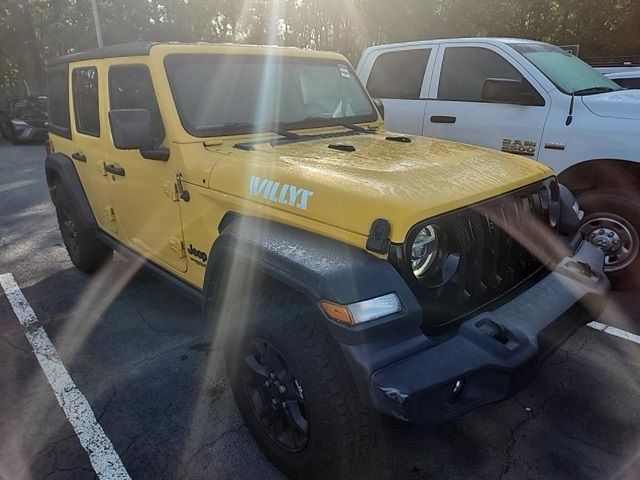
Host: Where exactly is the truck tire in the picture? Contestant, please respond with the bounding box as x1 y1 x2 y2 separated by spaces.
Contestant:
578 192 640 289
53 184 112 273
223 285 378 480
7 124 19 145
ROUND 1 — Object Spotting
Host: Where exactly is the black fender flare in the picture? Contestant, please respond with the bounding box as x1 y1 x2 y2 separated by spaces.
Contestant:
202 217 423 341
45 152 96 230
202 217 428 407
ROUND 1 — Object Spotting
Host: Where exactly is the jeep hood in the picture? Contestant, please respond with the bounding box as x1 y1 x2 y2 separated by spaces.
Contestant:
207 133 552 244
581 90 640 120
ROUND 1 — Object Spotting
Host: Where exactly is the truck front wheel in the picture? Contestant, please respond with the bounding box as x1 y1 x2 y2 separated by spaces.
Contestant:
223 286 378 480
578 192 640 289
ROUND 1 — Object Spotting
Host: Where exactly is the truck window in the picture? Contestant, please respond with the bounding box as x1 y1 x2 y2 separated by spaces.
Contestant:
366 50 430 99
47 65 71 138
72 67 100 136
109 65 165 144
438 47 522 102
615 78 640 89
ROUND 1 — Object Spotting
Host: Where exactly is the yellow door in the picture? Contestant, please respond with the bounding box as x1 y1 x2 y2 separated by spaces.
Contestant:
68 61 117 234
103 61 187 273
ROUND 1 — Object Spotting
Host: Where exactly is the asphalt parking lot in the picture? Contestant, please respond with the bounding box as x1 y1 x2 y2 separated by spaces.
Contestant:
2 138 640 480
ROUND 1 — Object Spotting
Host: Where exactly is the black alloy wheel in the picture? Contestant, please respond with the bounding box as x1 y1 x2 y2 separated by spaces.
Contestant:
241 337 310 452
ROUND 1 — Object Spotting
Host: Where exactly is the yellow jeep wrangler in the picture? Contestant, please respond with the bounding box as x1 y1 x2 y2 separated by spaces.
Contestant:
45 42 609 479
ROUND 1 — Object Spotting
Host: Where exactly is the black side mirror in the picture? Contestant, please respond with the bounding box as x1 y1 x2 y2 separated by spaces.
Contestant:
108 109 169 160
373 98 385 120
481 78 543 106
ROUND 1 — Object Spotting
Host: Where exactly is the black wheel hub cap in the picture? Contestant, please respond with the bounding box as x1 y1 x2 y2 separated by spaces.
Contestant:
60 208 80 255
580 214 639 272
242 338 309 452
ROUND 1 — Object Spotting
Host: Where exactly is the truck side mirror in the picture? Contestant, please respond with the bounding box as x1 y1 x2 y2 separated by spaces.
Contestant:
109 109 156 150
108 109 169 160
481 78 544 106
373 98 385 120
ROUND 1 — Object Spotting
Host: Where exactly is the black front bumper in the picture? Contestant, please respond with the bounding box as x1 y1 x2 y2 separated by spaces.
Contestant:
343 241 609 425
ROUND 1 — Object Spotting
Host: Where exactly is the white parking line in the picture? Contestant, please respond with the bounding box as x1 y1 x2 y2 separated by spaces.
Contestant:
0 273 132 480
588 320 640 345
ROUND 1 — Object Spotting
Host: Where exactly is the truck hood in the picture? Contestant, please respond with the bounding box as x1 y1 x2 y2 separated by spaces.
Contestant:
207 132 552 244
581 90 640 120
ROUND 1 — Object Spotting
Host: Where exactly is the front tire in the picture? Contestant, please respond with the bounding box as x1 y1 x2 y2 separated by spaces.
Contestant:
223 286 378 480
578 192 640 289
53 184 112 273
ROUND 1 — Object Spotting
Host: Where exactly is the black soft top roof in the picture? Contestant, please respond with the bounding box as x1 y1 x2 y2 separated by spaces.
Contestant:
48 42 157 67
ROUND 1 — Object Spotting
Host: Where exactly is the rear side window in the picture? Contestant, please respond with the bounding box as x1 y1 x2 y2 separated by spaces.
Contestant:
366 49 430 100
438 47 523 102
72 67 100 136
109 65 165 144
616 78 640 89
47 65 71 138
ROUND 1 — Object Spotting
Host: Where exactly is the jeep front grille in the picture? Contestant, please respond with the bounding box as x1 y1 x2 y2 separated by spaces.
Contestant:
390 180 562 330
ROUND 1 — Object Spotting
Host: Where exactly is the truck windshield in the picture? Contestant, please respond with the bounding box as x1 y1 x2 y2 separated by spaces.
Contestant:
164 54 377 137
510 43 622 95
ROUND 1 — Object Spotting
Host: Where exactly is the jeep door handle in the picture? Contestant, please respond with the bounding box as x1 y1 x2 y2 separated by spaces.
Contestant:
430 115 456 124
71 152 87 162
105 164 125 176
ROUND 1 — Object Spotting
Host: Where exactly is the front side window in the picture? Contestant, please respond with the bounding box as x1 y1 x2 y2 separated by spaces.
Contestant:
366 49 431 100
165 54 377 137
438 47 523 102
72 67 100 136
109 64 165 144
510 43 622 94
47 65 71 138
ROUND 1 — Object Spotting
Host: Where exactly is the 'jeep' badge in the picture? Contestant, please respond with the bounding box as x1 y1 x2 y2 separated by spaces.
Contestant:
249 176 314 211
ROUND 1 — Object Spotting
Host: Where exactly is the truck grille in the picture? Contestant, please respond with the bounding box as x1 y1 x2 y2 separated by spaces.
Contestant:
390 180 561 330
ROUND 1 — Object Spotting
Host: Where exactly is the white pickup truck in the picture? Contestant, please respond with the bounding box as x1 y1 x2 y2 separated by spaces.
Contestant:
356 37 640 286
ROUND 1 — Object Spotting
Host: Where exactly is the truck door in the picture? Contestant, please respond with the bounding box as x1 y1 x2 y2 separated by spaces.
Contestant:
104 62 187 273
363 47 437 135
424 43 550 159
69 62 118 234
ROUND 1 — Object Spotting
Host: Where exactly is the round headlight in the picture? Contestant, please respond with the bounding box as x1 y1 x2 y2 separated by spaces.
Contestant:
411 225 438 277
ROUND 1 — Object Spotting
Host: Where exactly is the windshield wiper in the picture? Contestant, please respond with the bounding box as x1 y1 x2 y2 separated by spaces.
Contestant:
572 86 615 96
303 116 374 133
272 123 301 139
197 121 300 140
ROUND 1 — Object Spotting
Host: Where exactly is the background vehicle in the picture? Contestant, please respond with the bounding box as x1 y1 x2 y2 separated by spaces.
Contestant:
357 38 640 286
0 95 48 143
603 70 640 89
45 42 608 480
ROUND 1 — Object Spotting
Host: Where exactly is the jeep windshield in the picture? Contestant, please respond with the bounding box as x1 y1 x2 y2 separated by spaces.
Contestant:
164 54 377 137
510 43 622 95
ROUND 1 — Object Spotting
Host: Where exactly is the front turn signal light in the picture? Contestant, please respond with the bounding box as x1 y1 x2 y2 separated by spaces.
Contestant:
319 293 402 325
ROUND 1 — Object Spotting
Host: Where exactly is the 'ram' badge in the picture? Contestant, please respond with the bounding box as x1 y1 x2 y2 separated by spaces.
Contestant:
501 138 537 156
249 176 314 211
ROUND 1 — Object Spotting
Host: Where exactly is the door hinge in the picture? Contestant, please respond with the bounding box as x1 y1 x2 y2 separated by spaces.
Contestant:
169 237 186 258
105 205 116 222
98 161 107 176
163 181 179 202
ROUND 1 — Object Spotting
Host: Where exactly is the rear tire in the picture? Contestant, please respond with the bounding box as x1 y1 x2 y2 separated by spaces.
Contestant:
7 124 19 144
222 285 379 480
53 184 112 273
578 192 640 289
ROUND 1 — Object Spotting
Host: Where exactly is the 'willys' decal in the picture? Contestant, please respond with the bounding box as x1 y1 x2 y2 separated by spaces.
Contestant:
249 176 314 211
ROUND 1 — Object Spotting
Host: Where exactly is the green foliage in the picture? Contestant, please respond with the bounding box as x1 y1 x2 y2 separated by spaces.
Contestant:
1 0 639 98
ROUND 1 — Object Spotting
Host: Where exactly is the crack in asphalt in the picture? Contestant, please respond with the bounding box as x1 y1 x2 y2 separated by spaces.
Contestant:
498 333 600 480
96 386 117 423
178 423 247 477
